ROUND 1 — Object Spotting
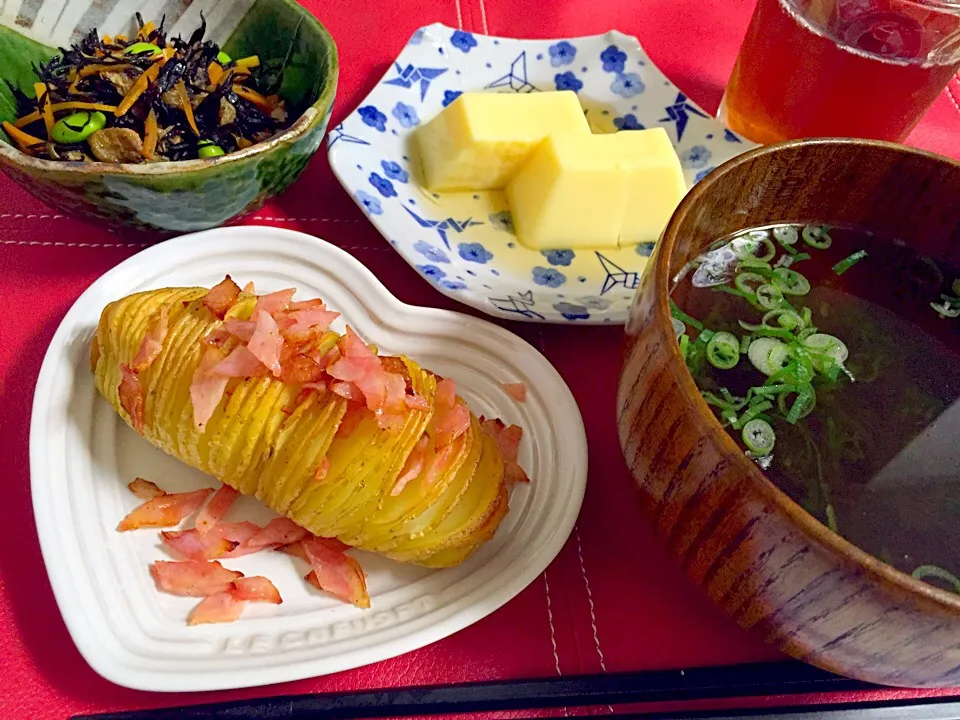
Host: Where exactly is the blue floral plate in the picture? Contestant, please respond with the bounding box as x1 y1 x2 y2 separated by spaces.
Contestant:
328 23 757 324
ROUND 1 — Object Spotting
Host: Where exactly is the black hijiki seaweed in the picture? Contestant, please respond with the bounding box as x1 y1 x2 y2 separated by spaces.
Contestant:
4 11 291 162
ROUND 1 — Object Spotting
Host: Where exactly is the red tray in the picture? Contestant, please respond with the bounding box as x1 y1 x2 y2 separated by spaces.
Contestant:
2 0 959 717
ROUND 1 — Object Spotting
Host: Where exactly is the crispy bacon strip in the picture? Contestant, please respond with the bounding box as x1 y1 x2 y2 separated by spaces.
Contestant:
188 591 245 625
190 346 229 429
132 305 168 371
503 382 527 403
203 275 241 319
128 477 164 500
302 536 370 608
247 308 283 376
482 418 529 484
150 560 242 596
211 345 267 378
246 517 308 549
255 288 296 316
195 484 239 535
232 576 282 604
118 363 145 433
163 521 262 560
117 488 212 531
392 435 429 496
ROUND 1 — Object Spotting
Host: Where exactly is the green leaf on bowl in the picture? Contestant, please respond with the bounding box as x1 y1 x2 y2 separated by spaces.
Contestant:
223 0 334 117
0 25 56 143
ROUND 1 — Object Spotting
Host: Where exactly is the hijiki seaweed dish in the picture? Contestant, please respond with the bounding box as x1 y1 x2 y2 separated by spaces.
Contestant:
1 14 290 163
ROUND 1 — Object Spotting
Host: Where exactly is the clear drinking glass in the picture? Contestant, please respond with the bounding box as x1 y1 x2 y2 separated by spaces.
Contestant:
718 0 960 144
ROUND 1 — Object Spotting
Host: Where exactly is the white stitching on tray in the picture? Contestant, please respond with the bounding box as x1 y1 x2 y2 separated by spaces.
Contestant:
575 527 607 673
0 213 65 219
478 0 489 34
947 80 960 117
251 216 362 223
0 240 151 248
542 572 569 718
454 0 464 30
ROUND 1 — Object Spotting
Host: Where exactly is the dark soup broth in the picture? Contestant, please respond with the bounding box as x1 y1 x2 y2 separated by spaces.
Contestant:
671 223 960 592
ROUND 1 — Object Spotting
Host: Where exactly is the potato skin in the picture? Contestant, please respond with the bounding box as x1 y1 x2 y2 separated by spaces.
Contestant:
92 287 509 566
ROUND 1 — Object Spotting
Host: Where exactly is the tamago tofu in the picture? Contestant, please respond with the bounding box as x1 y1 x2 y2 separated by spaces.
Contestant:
415 91 590 191
506 128 688 251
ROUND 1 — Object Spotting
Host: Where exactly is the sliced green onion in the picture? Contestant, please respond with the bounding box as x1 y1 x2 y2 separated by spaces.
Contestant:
756 236 776 262
773 226 799 246
792 252 812 263
780 385 816 424
801 306 813 328
755 284 784 310
750 383 797 397
702 390 747 412
670 300 703 331
740 335 752 354
771 267 811 295
738 400 773 428
737 258 773 271
802 333 849 368
679 333 690 359
707 331 740 369
833 250 867 275
762 308 803 330
742 418 776 454
912 565 960 594
747 337 789 376
735 271 766 297
721 409 739 427
801 225 832 249
711 285 754 300
739 320 795 340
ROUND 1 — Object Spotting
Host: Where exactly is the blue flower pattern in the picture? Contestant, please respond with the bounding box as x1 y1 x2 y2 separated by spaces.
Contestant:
554 71 583 93
548 41 576 67
533 267 567 288
541 249 575 266
554 302 590 320
459 242 493 264
356 191 383 216
414 240 449 263
451 31 478 53
611 72 644 98
680 145 712 169
381 160 409 183
335 29 754 323
392 101 420 128
369 172 397 198
600 45 626 73
614 113 644 130
442 89 462 107
358 105 387 132
418 264 447 281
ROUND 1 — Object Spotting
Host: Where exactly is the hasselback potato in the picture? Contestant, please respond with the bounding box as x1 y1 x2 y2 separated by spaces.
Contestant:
91 277 525 568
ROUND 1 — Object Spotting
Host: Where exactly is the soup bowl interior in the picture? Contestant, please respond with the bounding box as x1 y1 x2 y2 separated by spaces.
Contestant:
617 138 960 687
0 0 338 232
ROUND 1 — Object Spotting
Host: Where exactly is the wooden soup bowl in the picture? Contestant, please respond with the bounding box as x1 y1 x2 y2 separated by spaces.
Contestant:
617 138 960 687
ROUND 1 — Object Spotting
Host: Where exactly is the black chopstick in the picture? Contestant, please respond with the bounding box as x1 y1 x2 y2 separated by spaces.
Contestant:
72 660 879 719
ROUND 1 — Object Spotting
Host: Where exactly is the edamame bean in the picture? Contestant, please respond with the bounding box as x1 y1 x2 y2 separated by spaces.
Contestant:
51 111 107 143
197 140 225 158
125 41 162 56
216 50 232 64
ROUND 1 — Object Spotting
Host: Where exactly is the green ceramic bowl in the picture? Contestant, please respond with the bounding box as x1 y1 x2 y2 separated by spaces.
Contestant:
0 0 337 232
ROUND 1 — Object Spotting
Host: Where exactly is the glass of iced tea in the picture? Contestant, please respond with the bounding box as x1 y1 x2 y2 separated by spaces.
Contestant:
719 0 960 143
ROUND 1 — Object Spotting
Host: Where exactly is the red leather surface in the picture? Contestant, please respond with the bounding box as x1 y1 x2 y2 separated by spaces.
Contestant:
1 0 959 717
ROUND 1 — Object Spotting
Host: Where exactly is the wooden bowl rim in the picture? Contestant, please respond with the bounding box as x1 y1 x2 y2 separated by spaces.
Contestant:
0 1 338 176
654 136 960 612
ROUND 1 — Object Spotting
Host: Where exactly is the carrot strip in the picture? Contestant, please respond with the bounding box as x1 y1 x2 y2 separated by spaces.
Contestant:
175 81 200 136
115 34 127 43
234 55 260 70
116 54 167 116
34 83 54 139
14 101 118 129
12 111 40 128
2 121 44 153
207 62 224 87
138 21 155 40
232 84 276 114
80 62 133 78
235 136 253 149
102 34 113 44
143 109 158 159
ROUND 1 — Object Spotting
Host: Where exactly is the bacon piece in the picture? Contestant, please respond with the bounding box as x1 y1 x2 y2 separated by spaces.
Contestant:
279 352 324 384
330 381 365 403
247 309 283 376
434 403 470 447
195 484 239 535
405 393 431 411
117 488 212 531
313 456 331 483
422 441 458 487
287 298 326 311
162 521 262 560
282 307 340 336
203 275 241 319
150 560 242 596
132 305 168 371
188 591 245 625
435 377 457 410
278 536 348 563
503 382 527 403
202 326 232 349
328 336 386 411
118 363 145 434
211 345 267 378
317 345 341 369
128 477 164 500
255 288 296 316
392 435 429 496
246 517 308 549
232 576 282 604
220 318 256 343
190 346 229 429
481 418 529 484
301 536 370 608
